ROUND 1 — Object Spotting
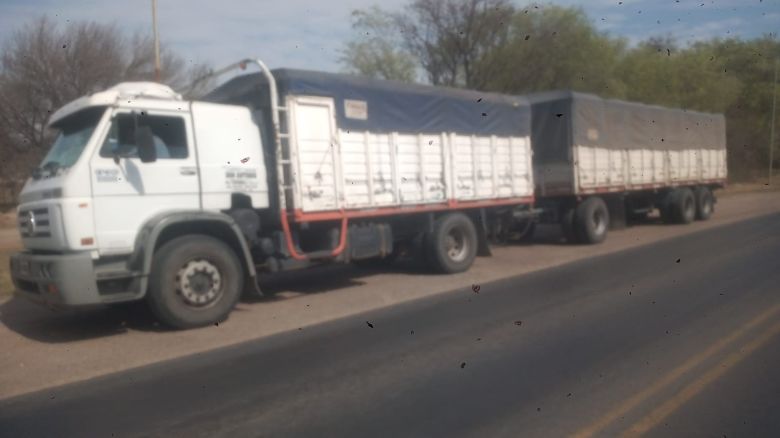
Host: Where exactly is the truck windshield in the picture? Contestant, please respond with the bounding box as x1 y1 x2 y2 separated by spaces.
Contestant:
36 106 106 178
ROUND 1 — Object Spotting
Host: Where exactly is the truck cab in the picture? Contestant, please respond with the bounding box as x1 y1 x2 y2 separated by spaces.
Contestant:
10 82 268 323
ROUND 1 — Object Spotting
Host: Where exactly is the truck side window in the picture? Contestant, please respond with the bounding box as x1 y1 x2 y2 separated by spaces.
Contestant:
100 113 188 159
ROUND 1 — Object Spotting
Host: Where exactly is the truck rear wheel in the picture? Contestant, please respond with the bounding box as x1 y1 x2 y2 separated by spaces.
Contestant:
694 186 714 221
574 197 609 244
147 235 243 329
426 213 478 274
671 188 696 224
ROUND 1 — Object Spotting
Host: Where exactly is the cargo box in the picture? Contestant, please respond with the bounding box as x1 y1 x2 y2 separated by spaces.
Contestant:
528 91 727 197
207 70 534 218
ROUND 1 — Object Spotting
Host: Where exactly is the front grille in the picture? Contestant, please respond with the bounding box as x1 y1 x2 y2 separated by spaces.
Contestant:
18 207 52 238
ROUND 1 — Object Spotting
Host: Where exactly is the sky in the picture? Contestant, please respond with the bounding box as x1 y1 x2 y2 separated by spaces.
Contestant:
0 0 777 77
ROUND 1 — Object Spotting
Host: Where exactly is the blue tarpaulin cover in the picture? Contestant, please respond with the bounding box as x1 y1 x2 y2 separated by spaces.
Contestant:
205 69 531 137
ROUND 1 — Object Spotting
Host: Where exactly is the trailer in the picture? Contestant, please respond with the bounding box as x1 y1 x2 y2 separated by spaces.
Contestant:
10 59 535 329
528 91 727 243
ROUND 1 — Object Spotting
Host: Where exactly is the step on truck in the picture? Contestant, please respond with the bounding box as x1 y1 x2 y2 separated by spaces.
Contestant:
9 59 537 328
527 91 727 244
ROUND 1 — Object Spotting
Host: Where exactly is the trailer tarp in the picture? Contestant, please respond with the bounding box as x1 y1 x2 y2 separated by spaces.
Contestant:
205 69 531 138
528 90 726 160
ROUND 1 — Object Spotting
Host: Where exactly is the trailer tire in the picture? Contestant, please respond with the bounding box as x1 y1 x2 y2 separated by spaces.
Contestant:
694 186 714 221
561 208 579 244
426 213 478 274
574 197 609 244
147 234 243 329
659 191 675 224
671 188 696 224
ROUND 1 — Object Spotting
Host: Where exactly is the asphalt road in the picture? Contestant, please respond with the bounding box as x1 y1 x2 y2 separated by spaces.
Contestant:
1 213 778 438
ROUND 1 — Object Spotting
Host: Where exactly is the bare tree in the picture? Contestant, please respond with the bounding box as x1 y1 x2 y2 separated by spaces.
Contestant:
0 16 211 180
396 0 513 88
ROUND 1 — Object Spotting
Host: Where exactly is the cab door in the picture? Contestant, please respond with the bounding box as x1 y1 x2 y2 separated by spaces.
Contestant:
90 109 200 255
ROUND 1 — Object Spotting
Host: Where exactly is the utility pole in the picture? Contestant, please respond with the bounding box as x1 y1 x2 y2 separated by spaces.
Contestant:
152 0 161 82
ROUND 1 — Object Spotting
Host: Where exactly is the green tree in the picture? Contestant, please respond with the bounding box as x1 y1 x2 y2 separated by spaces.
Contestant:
339 7 417 82
480 5 626 96
396 0 514 88
701 37 780 178
617 39 740 113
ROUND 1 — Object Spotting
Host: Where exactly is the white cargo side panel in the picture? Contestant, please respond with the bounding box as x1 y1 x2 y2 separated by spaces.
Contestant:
288 96 340 212
288 95 531 213
510 137 533 196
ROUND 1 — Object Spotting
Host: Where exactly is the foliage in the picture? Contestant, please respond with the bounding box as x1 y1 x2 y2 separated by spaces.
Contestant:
396 0 514 88
339 7 417 82
0 16 211 181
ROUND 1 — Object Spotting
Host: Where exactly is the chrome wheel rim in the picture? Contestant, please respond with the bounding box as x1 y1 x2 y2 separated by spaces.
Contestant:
445 227 469 262
177 259 223 307
593 209 607 236
702 196 712 215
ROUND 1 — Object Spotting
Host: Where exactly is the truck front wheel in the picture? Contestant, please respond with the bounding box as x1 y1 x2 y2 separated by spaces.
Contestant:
426 213 478 274
147 235 243 329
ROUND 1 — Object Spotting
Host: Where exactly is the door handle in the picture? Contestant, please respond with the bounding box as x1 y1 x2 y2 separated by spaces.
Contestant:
179 167 197 176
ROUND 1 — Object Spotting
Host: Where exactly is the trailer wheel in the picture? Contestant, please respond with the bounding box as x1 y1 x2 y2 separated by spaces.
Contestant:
561 208 579 244
694 187 714 221
574 197 609 244
426 213 478 273
671 188 696 224
147 235 243 329
659 191 675 224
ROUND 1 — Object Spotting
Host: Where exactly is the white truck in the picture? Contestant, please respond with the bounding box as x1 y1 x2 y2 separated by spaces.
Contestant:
9 59 535 328
9 59 726 329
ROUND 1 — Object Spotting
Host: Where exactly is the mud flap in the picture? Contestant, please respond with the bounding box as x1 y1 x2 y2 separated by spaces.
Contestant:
476 209 492 257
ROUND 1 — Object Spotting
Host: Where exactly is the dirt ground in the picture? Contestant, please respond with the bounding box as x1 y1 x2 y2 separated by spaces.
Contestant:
0 211 16 230
0 190 778 401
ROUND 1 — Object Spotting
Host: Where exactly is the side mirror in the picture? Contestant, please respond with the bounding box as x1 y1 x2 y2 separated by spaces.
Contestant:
135 126 157 163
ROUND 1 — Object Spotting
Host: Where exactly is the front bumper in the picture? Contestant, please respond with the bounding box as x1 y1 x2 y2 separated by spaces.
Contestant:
10 251 103 307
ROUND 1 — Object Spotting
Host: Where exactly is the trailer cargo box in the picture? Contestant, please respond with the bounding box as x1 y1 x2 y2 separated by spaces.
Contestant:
207 70 534 219
528 91 727 197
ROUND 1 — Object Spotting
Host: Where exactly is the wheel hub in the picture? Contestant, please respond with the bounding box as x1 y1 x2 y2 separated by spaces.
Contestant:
592 210 607 236
446 228 468 262
177 260 222 307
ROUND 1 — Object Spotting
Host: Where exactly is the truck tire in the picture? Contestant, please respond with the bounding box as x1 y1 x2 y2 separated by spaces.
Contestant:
574 197 609 244
147 234 244 329
694 186 714 221
659 191 675 224
561 207 579 244
671 187 696 224
426 213 478 274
